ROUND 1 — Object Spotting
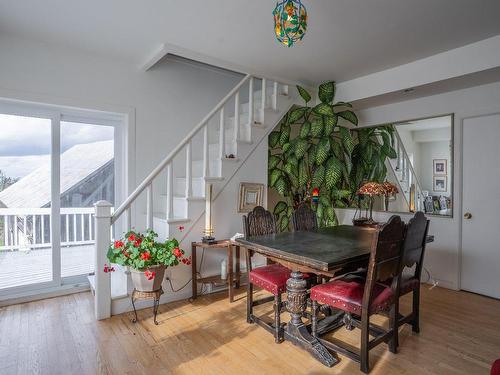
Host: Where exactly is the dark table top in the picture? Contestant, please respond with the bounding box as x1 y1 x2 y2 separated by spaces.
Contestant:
236 225 435 273
236 225 375 272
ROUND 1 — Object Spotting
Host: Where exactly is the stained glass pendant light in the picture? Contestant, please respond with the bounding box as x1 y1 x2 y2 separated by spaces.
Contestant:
273 0 308 47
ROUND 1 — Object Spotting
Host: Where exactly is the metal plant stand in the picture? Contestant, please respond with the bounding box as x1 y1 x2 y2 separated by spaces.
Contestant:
131 288 164 325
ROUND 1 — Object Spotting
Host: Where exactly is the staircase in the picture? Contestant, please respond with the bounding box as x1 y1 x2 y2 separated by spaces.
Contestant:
386 128 424 212
92 74 299 319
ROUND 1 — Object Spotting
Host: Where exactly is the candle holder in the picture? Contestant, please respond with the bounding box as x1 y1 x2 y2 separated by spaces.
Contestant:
202 183 216 244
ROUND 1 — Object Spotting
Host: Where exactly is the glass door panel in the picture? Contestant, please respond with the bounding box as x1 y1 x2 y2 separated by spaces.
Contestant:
60 121 114 278
0 113 53 290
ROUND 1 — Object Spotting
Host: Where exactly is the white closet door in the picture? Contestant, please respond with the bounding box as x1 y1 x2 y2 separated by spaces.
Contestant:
461 114 500 299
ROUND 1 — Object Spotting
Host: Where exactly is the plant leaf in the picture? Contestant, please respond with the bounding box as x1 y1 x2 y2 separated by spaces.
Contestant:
288 107 307 124
318 81 336 104
274 201 288 216
338 110 359 126
316 138 331 165
269 131 280 148
310 117 324 137
274 176 288 195
296 85 311 103
269 168 282 187
299 121 311 138
333 101 353 108
279 125 291 146
313 103 335 117
325 157 342 189
323 114 338 135
279 215 290 232
312 165 325 188
298 159 308 186
339 127 354 156
268 155 280 169
295 139 309 159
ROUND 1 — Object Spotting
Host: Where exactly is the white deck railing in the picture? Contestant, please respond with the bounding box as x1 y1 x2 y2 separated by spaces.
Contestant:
0 207 97 251
93 74 292 319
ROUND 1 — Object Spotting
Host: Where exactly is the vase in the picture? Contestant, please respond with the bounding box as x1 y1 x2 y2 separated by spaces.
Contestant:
130 265 166 292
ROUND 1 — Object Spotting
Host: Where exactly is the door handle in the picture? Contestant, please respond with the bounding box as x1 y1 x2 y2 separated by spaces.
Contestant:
464 212 472 219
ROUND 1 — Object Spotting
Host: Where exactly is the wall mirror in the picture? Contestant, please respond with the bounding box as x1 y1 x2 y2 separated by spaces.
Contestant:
364 114 454 217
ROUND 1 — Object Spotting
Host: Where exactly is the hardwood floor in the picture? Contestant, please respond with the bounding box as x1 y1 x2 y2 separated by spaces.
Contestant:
0 286 499 375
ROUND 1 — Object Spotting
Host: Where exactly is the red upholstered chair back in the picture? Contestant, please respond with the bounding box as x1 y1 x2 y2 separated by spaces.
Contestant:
491 359 500 375
401 211 430 281
362 215 405 312
243 206 277 237
292 203 318 232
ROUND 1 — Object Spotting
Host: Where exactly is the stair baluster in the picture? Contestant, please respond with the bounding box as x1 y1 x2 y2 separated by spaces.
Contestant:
146 184 153 230
166 163 173 220
234 91 240 152
261 78 267 123
272 81 278 110
185 141 192 199
248 77 254 128
203 123 209 178
219 107 225 177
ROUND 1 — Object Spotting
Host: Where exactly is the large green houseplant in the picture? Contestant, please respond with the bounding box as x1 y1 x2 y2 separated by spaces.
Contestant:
268 82 396 231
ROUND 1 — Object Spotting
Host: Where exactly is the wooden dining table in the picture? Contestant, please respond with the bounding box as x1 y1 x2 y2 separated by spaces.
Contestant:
235 225 434 367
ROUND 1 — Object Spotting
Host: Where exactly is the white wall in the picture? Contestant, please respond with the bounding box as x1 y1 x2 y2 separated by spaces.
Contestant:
419 141 452 194
0 34 243 198
337 79 500 290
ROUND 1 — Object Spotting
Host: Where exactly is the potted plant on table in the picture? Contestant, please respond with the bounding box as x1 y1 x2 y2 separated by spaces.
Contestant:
106 230 190 292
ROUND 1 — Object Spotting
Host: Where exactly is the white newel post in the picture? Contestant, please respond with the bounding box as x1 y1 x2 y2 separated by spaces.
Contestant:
94 200 113 320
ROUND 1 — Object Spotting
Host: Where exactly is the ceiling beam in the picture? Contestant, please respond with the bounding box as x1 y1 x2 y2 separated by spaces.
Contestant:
336 35 500 104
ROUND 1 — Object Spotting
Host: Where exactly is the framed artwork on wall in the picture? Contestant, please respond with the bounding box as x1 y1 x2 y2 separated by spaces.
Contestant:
238 182 264 213
433 159 447 175
433 176 447 192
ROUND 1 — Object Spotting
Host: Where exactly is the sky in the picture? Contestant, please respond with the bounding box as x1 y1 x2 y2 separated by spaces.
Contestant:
0 114 114 178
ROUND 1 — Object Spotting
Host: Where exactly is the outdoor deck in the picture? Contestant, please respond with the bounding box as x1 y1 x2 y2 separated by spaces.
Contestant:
0 245 94 290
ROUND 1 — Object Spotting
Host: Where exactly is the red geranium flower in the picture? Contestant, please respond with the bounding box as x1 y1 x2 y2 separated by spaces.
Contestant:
114 240 124 249
128 233 136 242
103 264 115 273
178 226 185 232
140 252 151 261
133 238 142 247
173 247 183 258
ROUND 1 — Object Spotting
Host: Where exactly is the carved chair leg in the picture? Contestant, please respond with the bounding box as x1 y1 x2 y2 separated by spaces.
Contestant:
388 302 398 354
360 313 370 374
412 286 420 333
311 300 318 337
274 293 283 343
247 282 254 324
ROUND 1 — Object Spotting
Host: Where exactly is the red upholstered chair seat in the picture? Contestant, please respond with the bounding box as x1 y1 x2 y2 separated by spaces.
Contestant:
249 264 310 295
310 278 394 315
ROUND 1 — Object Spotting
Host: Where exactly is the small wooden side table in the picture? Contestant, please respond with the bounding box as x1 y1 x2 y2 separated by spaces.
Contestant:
191 240 241 303
131 287 163 325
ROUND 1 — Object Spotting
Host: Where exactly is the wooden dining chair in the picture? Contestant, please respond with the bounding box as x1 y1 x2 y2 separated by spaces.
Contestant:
243 206 290 343
292 202 318 231
395 211 430 335
310 215 406 373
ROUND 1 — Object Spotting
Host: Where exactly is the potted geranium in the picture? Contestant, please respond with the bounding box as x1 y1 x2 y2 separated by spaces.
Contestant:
106 230 190 292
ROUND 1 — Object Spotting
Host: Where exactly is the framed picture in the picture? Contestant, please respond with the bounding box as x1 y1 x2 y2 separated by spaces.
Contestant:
433 176 447 192
238 182 264 213
433 159 447 175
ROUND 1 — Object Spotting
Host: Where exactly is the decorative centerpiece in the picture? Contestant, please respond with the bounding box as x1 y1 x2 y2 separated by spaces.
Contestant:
106 230 190 292
356 182 385 225
273 0 308 47
381 181 399 211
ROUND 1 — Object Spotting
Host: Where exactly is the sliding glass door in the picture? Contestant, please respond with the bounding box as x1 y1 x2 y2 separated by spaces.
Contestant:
0 113 55 291
0 102 118 298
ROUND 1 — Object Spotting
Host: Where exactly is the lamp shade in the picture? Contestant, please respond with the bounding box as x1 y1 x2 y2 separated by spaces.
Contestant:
357 182 385 197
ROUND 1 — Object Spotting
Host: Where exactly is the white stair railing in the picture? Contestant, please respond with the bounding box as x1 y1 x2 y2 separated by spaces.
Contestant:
93 74 291 319
391 129 424 212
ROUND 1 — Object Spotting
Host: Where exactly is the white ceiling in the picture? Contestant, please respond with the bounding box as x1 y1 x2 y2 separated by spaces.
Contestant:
1 0 500 85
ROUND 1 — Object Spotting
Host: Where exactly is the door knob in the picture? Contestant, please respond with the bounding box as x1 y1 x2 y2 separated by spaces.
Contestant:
464 212 472 219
